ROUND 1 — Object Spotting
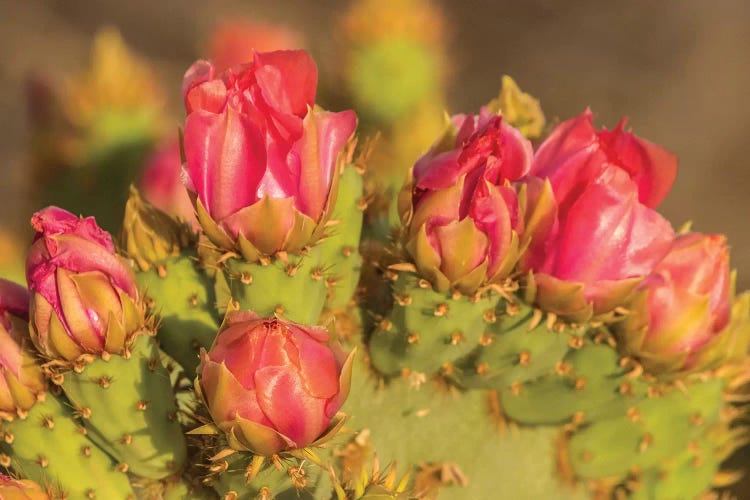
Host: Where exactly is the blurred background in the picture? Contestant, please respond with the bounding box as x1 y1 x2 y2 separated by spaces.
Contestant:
1 0 750 495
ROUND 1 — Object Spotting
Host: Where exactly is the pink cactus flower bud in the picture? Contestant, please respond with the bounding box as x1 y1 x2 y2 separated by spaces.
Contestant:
0 279 46 418
529 108 677 210
520 166 674 321
401 110 531 293
207 20 304 72
26 207 143 360
0 474 49 500
198 311 354 456
138 139 199 229
619 233 734 371
181 50 357 261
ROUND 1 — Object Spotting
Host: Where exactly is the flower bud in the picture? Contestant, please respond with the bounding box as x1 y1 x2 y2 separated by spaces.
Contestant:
26 207 143 360
0 279 46 419
121 186 194 272
182 50 357 261
198 311 353 455
0 474 48 500
529 109 677 210
400 110 531 293
618 233 740 372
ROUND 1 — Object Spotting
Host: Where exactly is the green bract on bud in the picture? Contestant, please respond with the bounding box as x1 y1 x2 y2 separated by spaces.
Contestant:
0 280 46 420
121 186 194 272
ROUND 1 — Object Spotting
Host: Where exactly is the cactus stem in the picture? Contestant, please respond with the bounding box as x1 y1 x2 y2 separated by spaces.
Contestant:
136 400 149 411
82 446 92 457
479 333 494 346
450 332 465 345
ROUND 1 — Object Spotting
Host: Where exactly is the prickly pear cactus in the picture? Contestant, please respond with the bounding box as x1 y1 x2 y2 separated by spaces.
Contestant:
6 41 750 500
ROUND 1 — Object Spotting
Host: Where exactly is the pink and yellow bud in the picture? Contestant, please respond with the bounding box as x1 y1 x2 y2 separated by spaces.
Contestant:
181 50 357 261
0 280 46 419
198 311 353 456
0 475 49 500
618 233 742 372
400 110 531 293
26 207 143 361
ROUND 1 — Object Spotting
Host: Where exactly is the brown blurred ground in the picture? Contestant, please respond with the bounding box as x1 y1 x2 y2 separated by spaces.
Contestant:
1 0 750 494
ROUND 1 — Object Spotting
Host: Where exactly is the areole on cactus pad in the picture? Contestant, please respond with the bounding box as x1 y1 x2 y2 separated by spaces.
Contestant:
3 44 750 500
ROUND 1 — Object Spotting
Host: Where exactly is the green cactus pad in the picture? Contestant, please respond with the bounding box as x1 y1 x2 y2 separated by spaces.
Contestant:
1 394 134 499
568 377 725 480
368 273 500 376
320 164 365 311
137 253 221 378
340 353 588 500
60 334 187 480
451 303 576 390
220 246 328 325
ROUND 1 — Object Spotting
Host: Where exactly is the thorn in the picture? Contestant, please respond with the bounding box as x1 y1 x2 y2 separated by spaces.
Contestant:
136 400 149 411
555 362 571 376
568 336 584 349
639 433 653 453
100 351 111 362
51 373 64 385
341 246 353 258
479 333 494 346
81 446 91 457
37 456 49 468
121 434 132 445
378 319 393 332
86 490 96 499
528 309 543 330
451 290 463 300
41 416 55 429
209 460 228 474
518 351 531 366
545 312 558 330
189 294 199 307
79 407 92 419
647 386 662 399
476 363 489 375
450 332 465 345
690 413 704 426
310 268 324 281
510 381 523 395
505 302 520 316
116 463 129 473
156 265 167 278
407 332 420 344
274 305 285 315
483 309 497 323
619 382 633 395
626 408 641 422
574 378 586 390
572 412 586 426
441 362 454 375
434 303 449 317
285 264 299 277
98 377 111 389
2 432 13 444
417 278 431 288
394 294 412 306
0 454 10 467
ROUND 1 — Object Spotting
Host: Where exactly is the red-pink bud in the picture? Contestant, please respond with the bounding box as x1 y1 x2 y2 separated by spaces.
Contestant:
0 279 46 417
199 311 353 455
529 109 677 210
26 207 143 360
619 233 733 371
402 110 530 293
521 166 674 321
182 50 357 260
